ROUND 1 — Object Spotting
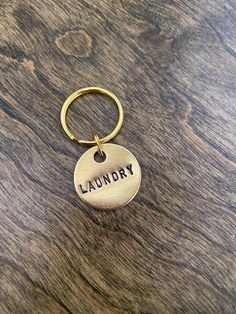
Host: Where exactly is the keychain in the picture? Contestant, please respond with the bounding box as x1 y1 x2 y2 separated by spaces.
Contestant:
60 87 141 210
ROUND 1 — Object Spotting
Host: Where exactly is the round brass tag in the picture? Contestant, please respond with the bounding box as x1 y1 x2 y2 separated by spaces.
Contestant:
74 144 141 209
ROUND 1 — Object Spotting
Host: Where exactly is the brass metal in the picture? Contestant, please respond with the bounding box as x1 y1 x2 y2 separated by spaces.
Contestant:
74 144 141 210
60 86 141 209
93 133 104 157
60 87 124 145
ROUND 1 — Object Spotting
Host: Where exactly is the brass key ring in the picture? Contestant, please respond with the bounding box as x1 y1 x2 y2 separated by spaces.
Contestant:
60 86 141 209
60 87 124 145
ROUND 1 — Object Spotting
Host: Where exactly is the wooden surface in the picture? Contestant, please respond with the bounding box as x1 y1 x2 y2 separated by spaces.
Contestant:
1 1 236 313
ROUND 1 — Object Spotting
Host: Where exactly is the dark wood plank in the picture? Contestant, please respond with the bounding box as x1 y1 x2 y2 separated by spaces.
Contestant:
1 0 236 313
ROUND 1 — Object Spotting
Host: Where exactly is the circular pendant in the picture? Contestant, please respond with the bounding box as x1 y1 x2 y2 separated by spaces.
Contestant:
74 144 141 209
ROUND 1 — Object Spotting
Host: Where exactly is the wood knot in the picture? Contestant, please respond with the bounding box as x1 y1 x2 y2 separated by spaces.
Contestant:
55 30 92 58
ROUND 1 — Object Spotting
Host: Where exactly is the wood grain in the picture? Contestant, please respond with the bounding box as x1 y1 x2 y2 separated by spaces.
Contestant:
1 0 236 313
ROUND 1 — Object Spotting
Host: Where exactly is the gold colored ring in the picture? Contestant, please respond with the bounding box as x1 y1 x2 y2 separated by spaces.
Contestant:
60 87 124 145
93 132 104 156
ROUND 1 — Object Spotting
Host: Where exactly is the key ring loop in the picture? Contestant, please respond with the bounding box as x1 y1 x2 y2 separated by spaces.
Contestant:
60 87 124 145
93 132 104 156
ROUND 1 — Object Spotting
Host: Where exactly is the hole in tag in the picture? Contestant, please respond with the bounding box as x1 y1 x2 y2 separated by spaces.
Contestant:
94 151 106 163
